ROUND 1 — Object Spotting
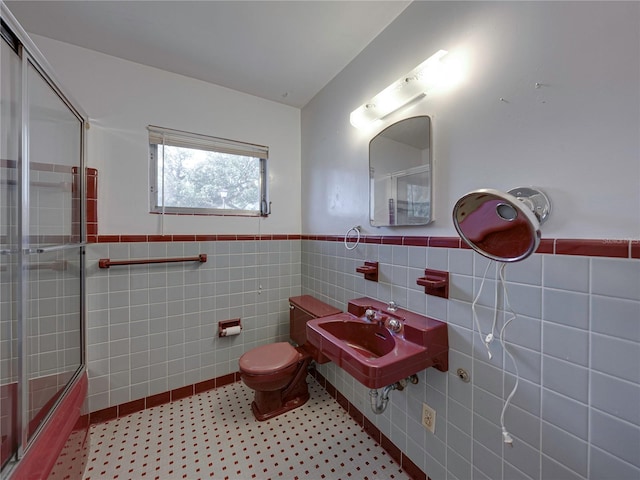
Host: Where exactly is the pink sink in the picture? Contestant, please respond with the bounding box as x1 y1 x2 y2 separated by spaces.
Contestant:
314 319 396 359
306 297 448 389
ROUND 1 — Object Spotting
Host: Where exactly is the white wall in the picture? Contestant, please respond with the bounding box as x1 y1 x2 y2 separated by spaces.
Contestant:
300 4 640 479
30 35 301 236
302 1 640 240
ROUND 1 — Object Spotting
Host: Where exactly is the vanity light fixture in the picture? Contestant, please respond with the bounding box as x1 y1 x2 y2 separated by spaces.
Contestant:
350 49 448 129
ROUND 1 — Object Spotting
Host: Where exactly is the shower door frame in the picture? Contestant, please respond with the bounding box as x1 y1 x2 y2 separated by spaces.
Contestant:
1 3 87 473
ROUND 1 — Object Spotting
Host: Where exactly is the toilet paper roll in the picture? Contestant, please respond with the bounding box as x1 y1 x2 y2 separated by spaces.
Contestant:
221 325 241 337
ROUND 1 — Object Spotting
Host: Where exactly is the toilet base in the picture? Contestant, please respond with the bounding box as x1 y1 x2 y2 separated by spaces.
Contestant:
250 389 310 421
249 364 311 421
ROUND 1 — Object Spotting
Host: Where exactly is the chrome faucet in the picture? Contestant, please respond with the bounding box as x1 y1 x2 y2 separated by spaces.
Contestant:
386 317 402 333
387 300 398 312
365 309 385 326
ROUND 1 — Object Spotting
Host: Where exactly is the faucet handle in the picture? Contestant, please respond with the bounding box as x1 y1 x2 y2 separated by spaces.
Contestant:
365 309 376 321
387 301 398 312
386 317 403 333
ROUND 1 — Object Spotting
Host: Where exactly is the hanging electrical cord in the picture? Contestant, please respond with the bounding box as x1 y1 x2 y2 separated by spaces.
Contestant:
472 260 497 360
472 260 519 446
453 187 550 447
344 225 361 250
498 263 519 446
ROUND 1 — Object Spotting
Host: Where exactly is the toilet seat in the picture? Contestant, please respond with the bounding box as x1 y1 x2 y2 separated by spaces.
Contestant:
239 342 300 375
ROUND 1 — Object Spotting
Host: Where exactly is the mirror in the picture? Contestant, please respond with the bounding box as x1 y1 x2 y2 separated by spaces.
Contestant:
452 187 551 262
369 116 432 226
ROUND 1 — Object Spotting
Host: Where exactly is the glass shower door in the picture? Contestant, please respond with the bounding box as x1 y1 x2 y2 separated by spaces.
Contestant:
0 16 86 472
0 26 21 471
23 58 84 442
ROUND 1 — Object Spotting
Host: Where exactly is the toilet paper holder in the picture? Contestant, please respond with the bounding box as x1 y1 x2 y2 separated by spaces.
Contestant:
218 318 242 337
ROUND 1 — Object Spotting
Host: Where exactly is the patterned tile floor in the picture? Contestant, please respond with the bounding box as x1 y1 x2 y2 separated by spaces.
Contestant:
81 377 409 480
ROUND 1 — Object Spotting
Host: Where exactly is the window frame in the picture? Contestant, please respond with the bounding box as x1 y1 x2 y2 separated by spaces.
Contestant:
148 125 269 217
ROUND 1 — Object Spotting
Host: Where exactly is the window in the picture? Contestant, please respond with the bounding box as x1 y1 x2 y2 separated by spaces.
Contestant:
149 125 269 216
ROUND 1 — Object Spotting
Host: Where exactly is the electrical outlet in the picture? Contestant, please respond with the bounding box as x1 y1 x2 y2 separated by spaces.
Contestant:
422 403 436 433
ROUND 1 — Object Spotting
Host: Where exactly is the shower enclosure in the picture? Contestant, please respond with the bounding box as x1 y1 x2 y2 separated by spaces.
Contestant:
1 7 86 478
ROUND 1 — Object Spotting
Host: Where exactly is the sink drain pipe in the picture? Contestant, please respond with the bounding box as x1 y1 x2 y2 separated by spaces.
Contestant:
369 374 419 414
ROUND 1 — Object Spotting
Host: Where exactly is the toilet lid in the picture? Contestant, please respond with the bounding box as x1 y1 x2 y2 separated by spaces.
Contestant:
239 342 300 375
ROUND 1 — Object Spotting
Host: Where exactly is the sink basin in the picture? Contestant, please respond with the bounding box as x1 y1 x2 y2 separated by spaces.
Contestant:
306 297 448 389
316 320 395 359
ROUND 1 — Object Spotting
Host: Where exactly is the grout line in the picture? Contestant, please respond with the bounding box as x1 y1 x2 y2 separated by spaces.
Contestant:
586 256 596 478
539 257 546 480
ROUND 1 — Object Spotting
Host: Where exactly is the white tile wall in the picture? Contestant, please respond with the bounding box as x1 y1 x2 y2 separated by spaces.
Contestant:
25 248 83 420
84 240 301 413
80 237 640 479
302 239 640 480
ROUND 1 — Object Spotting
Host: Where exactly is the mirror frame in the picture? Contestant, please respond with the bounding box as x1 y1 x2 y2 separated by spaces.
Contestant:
368 116 433 227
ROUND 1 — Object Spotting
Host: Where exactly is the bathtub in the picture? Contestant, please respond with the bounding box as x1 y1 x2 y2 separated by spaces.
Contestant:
9 372 89 479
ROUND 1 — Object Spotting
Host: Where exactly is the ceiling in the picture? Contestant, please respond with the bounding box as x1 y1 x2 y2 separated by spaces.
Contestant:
5 1 410 108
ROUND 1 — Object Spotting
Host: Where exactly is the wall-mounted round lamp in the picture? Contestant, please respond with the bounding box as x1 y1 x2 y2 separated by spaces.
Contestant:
452 187 551 262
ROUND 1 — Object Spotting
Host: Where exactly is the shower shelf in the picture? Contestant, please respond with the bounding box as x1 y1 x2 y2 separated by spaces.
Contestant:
98 254 207 268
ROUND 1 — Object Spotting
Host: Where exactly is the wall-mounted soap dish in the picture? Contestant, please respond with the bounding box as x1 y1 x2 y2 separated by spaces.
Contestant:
416 269 449 298
356 261 379 282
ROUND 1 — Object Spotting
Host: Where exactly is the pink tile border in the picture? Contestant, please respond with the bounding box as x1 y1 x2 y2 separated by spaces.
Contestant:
536 238 555 254
403 236 429 247
303 235 636 259
88 234 640 260
381 236 404 245
91 234 302 243
556 238 630 258
87 372 241 425
428 236 461 248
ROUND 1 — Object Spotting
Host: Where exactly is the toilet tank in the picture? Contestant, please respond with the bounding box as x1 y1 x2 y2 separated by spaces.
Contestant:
289 295 341 351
